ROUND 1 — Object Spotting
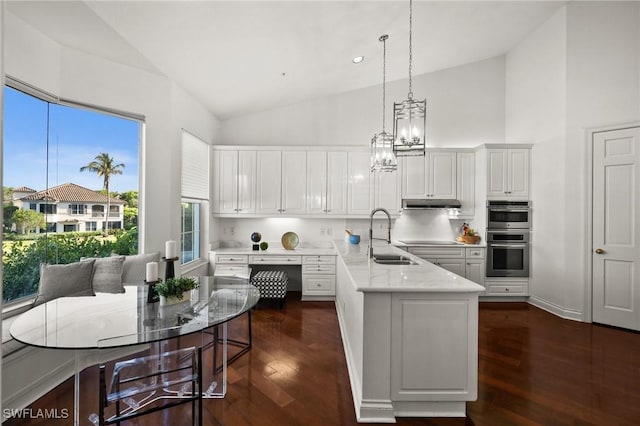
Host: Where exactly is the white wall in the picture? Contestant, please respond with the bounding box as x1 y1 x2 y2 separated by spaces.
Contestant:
505 2 640 319
505 6 569 314
4 11 221 261
220 56 506 148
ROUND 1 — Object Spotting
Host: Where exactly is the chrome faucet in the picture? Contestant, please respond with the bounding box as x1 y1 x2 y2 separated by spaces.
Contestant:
369 207 392 258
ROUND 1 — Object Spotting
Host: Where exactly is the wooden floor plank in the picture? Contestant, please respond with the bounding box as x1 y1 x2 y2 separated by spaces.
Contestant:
5 296 640 425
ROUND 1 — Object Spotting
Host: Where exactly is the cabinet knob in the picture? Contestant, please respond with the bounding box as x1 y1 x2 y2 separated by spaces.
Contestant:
505 288 510 292
237 208 243 211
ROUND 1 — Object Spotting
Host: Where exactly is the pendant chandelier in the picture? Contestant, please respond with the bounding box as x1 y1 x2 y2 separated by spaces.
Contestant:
393 0 426 157
371 34 397 172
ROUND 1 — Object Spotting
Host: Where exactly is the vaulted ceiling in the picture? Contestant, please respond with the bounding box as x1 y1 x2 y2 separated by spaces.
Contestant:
7 1 566 119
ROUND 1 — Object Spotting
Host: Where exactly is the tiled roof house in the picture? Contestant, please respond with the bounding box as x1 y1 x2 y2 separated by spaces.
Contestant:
14 183 125 233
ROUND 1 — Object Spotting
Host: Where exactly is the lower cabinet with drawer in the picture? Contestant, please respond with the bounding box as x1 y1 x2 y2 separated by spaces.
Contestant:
405 246 485 286
483 279 529 297
302 255 337 301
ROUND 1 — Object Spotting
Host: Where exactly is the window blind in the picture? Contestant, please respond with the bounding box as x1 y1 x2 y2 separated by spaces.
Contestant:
181 130 210 200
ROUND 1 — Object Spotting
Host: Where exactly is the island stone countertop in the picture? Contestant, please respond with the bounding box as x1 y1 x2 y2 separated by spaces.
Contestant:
334 240 485 293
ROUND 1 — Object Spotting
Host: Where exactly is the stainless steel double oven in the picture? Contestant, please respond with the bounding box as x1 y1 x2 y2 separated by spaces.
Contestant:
486 201 531 277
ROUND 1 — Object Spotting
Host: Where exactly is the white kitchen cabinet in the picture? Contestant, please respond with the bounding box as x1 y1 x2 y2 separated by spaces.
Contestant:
374 170 401 215
456 152 475 218
256 150 307 214
425 258 466 276
302 255 336 301
212 150 256 214
256 151 282 214
281 151 307 214
465 248 485 286
306 151 348 215
483 279 528 296
486 148 529 199
347 151 371 214
400 151 457 199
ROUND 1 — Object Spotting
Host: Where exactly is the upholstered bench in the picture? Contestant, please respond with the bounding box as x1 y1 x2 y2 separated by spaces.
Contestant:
251 270 288 308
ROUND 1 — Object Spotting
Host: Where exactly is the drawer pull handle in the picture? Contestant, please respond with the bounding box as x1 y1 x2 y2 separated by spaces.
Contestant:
505 288 510 292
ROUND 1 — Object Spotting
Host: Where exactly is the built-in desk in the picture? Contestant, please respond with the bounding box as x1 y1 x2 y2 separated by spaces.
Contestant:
209 246 338 301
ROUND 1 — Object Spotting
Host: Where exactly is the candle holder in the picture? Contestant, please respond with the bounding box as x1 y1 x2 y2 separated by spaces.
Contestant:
162 256 179 280
145 280 160 303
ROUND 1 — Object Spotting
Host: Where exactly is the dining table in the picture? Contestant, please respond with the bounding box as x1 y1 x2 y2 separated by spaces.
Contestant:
10 275 260 425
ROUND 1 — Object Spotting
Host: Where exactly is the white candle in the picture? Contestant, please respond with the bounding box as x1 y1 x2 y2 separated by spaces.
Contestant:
165 240 177 259
146 262 158 282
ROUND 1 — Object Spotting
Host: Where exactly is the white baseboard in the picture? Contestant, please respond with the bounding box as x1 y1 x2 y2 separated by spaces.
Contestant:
528 296 584 322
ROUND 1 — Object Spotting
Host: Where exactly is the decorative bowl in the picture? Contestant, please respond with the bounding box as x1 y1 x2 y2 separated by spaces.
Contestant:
281 232 299 250
349 235 361 245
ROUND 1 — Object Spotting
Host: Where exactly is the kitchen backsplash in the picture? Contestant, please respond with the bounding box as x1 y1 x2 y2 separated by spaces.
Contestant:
212 210 479 249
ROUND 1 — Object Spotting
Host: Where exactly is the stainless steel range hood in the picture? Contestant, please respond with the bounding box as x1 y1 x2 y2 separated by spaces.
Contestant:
402 198 462 209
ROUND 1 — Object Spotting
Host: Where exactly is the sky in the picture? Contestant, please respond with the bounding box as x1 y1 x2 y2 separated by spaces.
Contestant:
3 86 139 194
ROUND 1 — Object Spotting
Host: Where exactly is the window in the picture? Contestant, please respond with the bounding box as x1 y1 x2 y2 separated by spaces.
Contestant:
69 204 87 214
180 131 209 265
39 204 57 214
181 202 200 264
2 81 141 303
109 205 120 217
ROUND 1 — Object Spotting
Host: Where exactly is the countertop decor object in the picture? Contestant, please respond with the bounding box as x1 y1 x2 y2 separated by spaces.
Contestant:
349 234 361 245
259 241 269 251
155 277 198 305
281 232 299 250
250 232 262 243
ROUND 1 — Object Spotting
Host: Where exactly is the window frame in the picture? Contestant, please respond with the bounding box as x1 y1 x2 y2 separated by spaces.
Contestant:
2 77 145 309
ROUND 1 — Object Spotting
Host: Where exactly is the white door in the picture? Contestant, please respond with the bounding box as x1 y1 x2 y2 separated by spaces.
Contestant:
237 151 256 214
593 127 640 331
281 151 307 214
307 151 327 214
256 151 282 214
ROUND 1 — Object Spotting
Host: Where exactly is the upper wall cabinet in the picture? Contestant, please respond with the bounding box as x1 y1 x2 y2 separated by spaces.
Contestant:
401 151 457 199
486 148 530 199
212 150 256 214
373 170 401 215
347 151 371 215
256 150 307 215
307 151 348 215
456 152 475 218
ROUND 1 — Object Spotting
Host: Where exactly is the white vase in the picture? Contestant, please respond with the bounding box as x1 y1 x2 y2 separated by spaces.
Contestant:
159 290 192 306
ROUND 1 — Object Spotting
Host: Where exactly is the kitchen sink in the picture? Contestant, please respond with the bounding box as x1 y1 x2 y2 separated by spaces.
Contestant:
372 254 418 265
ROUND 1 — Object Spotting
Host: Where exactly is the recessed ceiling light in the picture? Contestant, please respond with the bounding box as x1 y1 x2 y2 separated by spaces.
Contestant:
352 56 364 64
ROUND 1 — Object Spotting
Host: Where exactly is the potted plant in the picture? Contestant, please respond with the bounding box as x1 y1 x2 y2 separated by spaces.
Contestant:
155 277 199 305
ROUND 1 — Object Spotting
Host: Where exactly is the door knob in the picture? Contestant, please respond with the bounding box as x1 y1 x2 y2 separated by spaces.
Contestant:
595 248 605 254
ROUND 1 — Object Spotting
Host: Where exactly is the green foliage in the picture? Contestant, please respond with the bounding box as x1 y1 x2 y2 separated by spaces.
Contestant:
2 227 139 302
154 277 199 300
12 209 45 234
3 205 18 231
80 153 125 191
123 206 138 230
3 186 14 203
118 190 139 208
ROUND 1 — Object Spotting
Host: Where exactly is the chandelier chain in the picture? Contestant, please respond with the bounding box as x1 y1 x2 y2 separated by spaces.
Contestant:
408 0 413 98
382 35 387 133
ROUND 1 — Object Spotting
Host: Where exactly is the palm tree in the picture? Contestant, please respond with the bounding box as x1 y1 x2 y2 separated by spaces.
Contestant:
80 153 125 234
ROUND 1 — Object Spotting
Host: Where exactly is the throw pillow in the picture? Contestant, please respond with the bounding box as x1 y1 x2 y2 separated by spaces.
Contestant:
121 252 161 283
82 256 125 293
33 259 96 307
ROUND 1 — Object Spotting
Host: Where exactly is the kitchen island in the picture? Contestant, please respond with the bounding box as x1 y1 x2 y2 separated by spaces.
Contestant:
335 241 484 423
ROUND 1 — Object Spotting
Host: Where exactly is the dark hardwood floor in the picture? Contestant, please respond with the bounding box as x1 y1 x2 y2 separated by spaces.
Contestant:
5 295 640 425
